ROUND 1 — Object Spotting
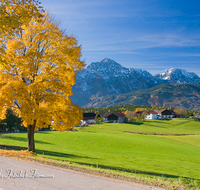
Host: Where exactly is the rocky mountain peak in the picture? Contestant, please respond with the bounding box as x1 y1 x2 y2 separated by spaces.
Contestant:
86 58 123 72
154 68 200 83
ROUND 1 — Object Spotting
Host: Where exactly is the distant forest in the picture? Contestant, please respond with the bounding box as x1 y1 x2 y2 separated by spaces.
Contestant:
82 83 200 111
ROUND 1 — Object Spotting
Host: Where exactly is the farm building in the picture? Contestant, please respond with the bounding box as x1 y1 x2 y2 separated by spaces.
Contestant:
154 109 175 118
82 113 96 123
103 113 126 123
145 111 158 119
126 111 158 119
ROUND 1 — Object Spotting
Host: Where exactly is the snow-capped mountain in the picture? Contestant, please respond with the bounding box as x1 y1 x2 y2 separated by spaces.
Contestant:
72 58 160 106
71 58 200 106
75 58 159 94
154 68 200 84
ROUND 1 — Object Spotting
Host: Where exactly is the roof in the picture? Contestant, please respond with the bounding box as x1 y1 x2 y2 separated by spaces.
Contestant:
148 111 158 114
154 109 175 114
83 113 96 118
154 109 165 113
103 113 125 118
167 110 175 113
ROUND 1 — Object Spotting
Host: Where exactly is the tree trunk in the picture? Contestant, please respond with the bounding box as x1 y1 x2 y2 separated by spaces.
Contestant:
27 120 36 152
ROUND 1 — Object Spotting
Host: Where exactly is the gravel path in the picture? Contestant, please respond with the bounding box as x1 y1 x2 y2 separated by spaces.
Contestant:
0 156 165 190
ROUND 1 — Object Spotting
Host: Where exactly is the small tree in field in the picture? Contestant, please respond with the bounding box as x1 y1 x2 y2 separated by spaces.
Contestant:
174 107 186 118
0 13 85 152
135 108 148 120
125 111 137 122
95 112 102 122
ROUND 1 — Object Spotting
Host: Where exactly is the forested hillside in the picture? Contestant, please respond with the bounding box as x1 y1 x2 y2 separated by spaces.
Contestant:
83 83 200 111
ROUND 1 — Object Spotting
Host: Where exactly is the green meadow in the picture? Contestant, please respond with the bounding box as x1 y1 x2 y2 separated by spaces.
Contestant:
0 119 200 189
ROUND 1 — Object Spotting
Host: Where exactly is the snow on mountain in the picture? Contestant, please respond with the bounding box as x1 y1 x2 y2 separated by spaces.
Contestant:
71 59 200 106
154 68 200 84
75 58 159 95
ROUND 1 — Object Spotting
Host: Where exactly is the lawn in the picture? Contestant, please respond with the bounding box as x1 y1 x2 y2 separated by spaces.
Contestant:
90 119 200 135
0 119 200 189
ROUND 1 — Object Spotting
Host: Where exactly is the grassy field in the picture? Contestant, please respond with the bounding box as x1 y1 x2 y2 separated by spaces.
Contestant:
0 119 200 189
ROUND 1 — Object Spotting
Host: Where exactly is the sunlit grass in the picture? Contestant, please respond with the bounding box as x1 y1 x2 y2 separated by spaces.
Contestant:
82 119 200 135
0 119 200 189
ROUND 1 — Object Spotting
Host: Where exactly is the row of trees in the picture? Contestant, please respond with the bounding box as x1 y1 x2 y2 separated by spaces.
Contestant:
83 104 170 116
0 0 85 152
173 107 197 118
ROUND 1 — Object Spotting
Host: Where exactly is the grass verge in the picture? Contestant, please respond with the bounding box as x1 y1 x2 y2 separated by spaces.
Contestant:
0 148 199 190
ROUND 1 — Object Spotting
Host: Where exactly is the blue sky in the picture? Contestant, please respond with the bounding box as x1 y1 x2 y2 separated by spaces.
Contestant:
41 0 200 76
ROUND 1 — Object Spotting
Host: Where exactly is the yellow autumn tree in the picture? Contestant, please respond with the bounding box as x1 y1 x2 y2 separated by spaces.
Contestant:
0 0 43 33
0 13 85 152
0 0 43 66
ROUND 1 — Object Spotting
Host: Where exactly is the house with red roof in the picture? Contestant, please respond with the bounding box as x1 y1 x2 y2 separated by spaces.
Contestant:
145 111 158 119
103 113 126 123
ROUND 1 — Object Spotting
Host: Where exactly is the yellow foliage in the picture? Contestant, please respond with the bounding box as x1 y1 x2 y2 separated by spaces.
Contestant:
124 110 129 115
0 0 44 69
0 149 35 157
0 13 85 131
0 0 43 33
135 108 147 111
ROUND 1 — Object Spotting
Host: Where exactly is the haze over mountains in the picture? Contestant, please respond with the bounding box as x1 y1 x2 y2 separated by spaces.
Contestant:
71 58 200 110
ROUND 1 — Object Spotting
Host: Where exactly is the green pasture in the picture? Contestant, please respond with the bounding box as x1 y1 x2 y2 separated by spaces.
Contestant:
87 119 200 135
0 119 200 188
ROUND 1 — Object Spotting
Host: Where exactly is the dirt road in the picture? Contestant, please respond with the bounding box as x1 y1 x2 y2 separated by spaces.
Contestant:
0 156 165 190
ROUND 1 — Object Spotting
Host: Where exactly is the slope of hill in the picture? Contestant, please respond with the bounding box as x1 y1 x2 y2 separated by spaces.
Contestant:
83 83 200 111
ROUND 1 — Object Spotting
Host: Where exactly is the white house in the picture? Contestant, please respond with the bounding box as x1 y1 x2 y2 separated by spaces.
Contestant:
195 113 200 119
145 111 158 119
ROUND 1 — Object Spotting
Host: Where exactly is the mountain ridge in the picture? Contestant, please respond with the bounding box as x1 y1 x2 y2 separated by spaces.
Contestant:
71 58 200 108
154 68 200 83
83 83 200 111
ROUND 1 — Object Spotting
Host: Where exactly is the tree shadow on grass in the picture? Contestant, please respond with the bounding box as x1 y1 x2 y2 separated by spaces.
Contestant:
174 120 191 126
143 124 167 128
35 131 55 134
128 122 144 125
0 144 27 151
0 144 96 160
0 135 52 145
35 149 95 160
146 120 172 124
74 161 198 180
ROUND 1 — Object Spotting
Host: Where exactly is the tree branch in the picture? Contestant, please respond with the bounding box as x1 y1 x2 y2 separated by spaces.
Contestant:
14 101 21 110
